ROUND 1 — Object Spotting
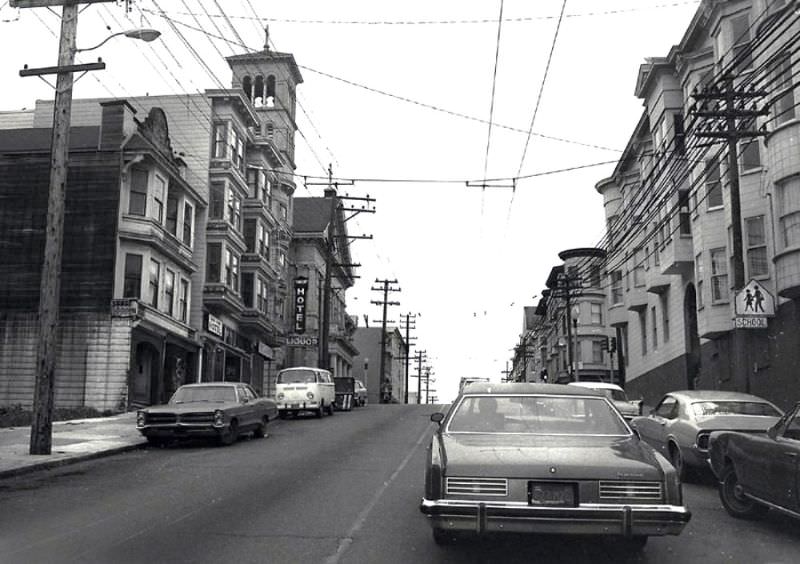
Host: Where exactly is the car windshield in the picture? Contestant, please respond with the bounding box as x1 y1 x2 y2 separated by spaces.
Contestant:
277 369 318 384
170 386 236 404
447 395 630 435
691 401 781 417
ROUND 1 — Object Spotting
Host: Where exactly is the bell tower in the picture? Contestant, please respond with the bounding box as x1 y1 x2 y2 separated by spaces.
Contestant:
226 27 304 169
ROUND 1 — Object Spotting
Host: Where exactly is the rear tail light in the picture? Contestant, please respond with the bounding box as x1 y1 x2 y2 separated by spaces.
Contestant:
136 411 146 427
696 431 710 451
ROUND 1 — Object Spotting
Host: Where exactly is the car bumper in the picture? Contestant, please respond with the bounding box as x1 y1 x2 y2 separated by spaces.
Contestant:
278 401 320 412
420 498 691 537
138 424 224 439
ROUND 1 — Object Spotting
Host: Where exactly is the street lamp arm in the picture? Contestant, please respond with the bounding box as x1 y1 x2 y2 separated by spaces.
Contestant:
76 29 161 53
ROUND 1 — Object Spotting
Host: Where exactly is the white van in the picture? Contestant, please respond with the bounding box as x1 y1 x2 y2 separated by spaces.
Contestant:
276 367 336 418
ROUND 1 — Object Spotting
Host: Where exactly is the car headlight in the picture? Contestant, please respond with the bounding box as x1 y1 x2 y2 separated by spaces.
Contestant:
137 411 146 427
696 431 711 451
213 409 225 427
277 393 284 400
307 392 315 400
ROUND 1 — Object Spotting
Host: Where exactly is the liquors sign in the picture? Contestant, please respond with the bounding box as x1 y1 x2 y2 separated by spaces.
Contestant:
294 276 309 334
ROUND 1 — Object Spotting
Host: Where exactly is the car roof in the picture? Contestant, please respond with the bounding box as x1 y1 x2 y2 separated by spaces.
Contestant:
461 382 604 397
665 390 777 403
568 381 623 391
177 382 240 388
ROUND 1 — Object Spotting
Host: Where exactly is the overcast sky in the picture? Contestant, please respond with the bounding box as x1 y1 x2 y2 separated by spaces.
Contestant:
0 0 701 402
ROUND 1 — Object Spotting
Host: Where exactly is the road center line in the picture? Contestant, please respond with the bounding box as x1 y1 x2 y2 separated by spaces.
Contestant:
323 421 431 564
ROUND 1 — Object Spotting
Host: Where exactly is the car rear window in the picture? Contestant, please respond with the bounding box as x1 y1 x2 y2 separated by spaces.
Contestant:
277 369 318 384
447 395 630 435
691 401 781 417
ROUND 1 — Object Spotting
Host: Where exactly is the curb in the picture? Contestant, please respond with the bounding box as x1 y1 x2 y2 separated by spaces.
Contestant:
0 441 147 480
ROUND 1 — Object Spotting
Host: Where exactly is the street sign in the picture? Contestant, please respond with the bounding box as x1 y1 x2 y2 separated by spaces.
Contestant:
286 334 319 347
735 280 775 316
734 317 768 329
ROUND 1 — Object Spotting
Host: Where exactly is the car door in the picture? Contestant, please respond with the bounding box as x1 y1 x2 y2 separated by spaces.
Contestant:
767 405 800 510
235 385 256 429
638 395 678 456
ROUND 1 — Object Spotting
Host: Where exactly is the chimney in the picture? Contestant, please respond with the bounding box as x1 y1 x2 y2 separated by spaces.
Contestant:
99 100 137 150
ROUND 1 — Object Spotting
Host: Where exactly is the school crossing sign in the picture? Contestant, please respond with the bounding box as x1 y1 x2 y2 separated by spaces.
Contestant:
733 280 775 329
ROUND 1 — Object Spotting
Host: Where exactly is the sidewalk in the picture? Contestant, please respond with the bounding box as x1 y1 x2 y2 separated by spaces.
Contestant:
0 412 146 479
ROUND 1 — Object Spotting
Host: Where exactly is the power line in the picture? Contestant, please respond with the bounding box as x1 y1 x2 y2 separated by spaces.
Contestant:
481 0 505 191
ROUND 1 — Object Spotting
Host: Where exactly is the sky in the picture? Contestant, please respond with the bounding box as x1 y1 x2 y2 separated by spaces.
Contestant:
0 0 702 402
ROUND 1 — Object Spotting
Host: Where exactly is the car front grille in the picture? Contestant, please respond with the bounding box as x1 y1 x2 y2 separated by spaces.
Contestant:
179 413 214 424
446 477 508 496
599 481 662 502
146 413 177 425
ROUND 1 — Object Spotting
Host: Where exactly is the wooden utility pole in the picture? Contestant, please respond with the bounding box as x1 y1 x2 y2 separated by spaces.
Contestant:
414 349 427 404
14 0 113 455
370 279 400 403
400 313 417 404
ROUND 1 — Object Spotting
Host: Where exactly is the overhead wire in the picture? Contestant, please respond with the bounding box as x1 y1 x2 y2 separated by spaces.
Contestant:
481 0 505 192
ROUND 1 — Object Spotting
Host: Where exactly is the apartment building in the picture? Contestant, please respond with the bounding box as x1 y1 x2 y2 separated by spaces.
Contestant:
595 0 800 409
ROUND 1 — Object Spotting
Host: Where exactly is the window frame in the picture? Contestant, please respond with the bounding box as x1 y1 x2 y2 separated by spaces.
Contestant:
148 258 160 308
123 253 143 299
710 247 730 303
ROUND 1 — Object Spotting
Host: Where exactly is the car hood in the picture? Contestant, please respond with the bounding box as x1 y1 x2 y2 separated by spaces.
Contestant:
694 414 780 432
441 433 663 480
143 402 238 414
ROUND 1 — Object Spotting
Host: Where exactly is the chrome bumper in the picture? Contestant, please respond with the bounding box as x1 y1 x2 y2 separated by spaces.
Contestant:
420 498 690 537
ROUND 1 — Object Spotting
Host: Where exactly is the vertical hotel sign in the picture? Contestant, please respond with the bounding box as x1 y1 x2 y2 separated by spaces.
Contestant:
294 276 309 334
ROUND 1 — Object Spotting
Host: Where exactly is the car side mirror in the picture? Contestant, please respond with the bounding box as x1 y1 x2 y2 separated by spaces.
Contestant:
430 412 445 425
767 425 778 439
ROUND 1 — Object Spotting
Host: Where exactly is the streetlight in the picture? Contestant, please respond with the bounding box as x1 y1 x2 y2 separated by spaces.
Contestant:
76 28 161 53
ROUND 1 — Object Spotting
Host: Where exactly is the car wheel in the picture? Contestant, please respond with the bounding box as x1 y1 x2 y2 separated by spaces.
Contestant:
719 465 769 519
328 402 335 415
219 419 239 446
669 443 688 481
316 403 325 418
253 416 268 439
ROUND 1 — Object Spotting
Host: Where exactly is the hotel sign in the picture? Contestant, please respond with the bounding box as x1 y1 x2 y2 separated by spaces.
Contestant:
207 313 223 337
294 276 309 334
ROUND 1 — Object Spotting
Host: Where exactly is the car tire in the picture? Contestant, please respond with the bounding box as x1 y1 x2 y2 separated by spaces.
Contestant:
253 416 268 439
328 402 335 415
669 442 688 481
219 419 239 446
719 465 769 519
316 403 325 418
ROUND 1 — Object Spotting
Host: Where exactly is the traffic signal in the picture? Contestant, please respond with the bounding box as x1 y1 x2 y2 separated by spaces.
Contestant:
609 337 617 353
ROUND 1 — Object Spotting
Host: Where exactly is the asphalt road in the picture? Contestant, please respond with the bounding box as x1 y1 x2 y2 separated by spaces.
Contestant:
0 404 799 564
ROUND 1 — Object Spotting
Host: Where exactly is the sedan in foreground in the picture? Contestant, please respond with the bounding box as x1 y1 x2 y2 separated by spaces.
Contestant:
631 391 783 480
137 382 277 446
709 401 800 520
420 383 690 551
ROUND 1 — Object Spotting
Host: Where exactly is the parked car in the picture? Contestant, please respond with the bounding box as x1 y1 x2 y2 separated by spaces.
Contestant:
708 401 800 520
354 379 368 407
631 390 783 480
458 377 490 394
136 382 277 447
276 367 336 418
568 381 642 420
420 383 690 551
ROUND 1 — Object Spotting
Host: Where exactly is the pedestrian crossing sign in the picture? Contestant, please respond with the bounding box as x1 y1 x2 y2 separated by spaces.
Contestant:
734 280 775 317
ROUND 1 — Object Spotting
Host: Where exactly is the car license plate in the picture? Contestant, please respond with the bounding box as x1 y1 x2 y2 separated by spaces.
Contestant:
291 404 300 409
527 482 576 507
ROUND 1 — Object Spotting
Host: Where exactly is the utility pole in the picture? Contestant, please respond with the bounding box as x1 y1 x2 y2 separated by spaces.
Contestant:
414 349 427 404
400 313 417 404
555 271 581 382
690 77 768 393
371 279 400 403
14 0 114 455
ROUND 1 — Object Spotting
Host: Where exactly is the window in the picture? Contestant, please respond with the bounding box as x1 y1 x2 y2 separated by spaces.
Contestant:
588 264 601 288
229 127 244 172
706 156 723 209
266 122 274 139
639 309 647 356
225 249 240 292
129 168 148 216
277 250 285 268
611 271 623 305
182 203 193 246
166 194 178 236
740 139 761 171
745 216 768 277
673 113 685 155
206 243 221 283
242 272 254 308
634 247 645 287
590 303 603 325
227 191 242 231
151 176 166 223
652 222 661 266
661 294 670 342
278 202 288 221
257 277 268 313
710 248 729 302
778 177 800 249
731 13 752 71
164 269 175 316
655 396 678 419
210 183 225 220
651 306 658 349
266 75 276 107
592 341 604 364
696 253 705 308
678 189 691 235
213 123 227 159
179 279 189 323
148 259 160 308
607 214 618 247
774 54 796 125
257 222 269 257
123 254 142 298
247 168 267 200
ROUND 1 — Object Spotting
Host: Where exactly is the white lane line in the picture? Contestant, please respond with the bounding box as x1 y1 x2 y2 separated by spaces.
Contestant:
323 422 431 564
